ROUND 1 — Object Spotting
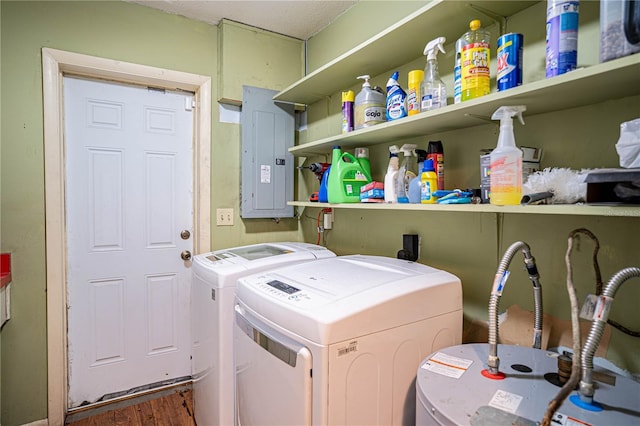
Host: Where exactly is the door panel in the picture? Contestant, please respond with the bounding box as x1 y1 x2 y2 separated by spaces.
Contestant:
235 305 312 426
64 76 193 407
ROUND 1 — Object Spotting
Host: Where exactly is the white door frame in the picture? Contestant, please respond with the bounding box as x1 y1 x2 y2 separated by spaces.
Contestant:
42 48 211 425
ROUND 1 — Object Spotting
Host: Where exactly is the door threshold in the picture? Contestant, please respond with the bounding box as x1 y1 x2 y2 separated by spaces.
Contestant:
65 379 192 423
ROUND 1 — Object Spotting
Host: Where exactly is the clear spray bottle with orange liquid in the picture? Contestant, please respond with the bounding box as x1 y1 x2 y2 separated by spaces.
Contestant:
490 105 526 206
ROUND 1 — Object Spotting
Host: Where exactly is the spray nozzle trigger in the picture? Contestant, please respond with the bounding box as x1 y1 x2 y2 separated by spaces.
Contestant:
357 74 371 88
424 36 446 60
389 145 400 155
399 143 417 156
492 105 526 126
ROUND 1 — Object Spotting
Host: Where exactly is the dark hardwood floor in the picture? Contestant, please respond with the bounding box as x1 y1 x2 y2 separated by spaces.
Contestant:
67 388 196 426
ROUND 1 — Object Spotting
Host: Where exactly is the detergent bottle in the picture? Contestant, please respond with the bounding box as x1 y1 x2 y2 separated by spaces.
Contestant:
384 145 400 203
395 144 417 203
420 159 438 204
408 149 427 203
354 75 386 129
327 146 372 203
354 147 372 181
490 106 526 206
386 71 407 121
420 37 447 111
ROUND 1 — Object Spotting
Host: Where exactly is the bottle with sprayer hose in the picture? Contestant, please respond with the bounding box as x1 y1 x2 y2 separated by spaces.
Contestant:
490 105 526 206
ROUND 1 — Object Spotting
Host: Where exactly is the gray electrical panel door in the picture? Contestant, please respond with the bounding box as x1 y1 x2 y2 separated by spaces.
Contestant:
241 86 294 218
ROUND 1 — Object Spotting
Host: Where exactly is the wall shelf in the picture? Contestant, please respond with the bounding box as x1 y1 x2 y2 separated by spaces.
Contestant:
289 201 640 217
274 0 539 105
283 0 640 220
289 54 640 156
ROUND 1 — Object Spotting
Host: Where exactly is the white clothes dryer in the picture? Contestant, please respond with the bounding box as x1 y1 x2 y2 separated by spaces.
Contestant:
233 255 463 426
191 242 335 426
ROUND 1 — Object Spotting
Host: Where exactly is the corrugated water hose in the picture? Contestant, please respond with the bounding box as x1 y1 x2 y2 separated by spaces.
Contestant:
487 241 542 375
579 266 640 403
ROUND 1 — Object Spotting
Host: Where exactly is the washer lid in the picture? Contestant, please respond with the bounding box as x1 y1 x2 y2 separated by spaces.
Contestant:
192 242 335 288
236 255 462 344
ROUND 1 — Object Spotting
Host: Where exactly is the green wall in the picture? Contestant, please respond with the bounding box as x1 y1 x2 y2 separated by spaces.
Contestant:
0 2 301 424
1 1 639 424
301 0 640 377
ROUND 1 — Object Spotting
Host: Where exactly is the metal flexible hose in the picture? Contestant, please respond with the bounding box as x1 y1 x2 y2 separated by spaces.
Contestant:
487 241 543 374
579 267 640 403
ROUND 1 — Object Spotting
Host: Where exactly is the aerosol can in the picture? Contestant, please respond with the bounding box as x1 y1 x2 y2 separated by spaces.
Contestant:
420 37 447 111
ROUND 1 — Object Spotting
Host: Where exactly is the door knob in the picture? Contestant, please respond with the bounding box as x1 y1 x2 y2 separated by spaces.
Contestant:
180 230 191 240
181 250 192 261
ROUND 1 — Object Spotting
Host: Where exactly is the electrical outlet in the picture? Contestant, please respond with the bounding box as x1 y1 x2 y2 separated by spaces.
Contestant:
216 208 234 226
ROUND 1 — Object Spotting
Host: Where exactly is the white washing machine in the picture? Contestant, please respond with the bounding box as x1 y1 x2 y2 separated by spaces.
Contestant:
233 255 463 426
191 242 335 426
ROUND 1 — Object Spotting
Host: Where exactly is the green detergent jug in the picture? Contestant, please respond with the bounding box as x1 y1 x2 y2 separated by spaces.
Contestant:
328 146 372 203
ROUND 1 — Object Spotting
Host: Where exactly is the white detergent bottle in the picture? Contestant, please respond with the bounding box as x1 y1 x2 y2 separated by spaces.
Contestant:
384 145 400 203
355 75 386 130
490 105 526 206
395 144 417 203
420 37 447 112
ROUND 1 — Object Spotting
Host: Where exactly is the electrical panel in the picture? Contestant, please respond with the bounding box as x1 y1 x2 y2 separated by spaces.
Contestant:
241 86 294 218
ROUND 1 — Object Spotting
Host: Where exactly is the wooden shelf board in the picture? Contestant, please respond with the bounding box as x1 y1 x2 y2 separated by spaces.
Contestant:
290 54 640 156
289 201 640 217
275 0 539 104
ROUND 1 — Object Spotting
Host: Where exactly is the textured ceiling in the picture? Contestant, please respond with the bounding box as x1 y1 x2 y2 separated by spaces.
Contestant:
128 0 358 40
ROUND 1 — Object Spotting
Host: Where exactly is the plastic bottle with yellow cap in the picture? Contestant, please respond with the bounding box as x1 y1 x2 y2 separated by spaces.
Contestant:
407 70 423 116
460 19 491 101
341 90 355 133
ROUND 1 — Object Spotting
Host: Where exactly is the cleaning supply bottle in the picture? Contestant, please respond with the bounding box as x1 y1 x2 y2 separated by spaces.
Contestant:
318 165 331 203
460 20 491 101
354 75 386 130
354 147 372 181
328 146 371 203
386 71 407 121
420 37 448 112
453 37 465 104
408 149 427 203
407 70 424 116
490 106 526 206
395 144 417 203
427 140 444 191
384 145 400 203
420 159 438 204
341 90 355 133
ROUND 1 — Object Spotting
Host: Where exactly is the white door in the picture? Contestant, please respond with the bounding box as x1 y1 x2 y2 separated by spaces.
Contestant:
64 76 193 407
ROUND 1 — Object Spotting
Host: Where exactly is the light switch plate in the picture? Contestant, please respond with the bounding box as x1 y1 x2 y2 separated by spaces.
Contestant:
216 208 234 226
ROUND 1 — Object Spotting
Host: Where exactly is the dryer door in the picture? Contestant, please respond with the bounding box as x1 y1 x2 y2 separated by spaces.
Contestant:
235 305 312 426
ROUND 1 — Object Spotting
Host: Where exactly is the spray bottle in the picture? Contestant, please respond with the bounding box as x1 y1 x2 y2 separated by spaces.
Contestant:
354 75 386 130
386 71 407 121
384 145 400 203
490 105 526 206
395 144 417 203
420 37 447 112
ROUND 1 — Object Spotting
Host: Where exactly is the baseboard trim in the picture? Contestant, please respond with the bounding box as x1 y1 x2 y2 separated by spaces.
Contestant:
21 420 49 426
